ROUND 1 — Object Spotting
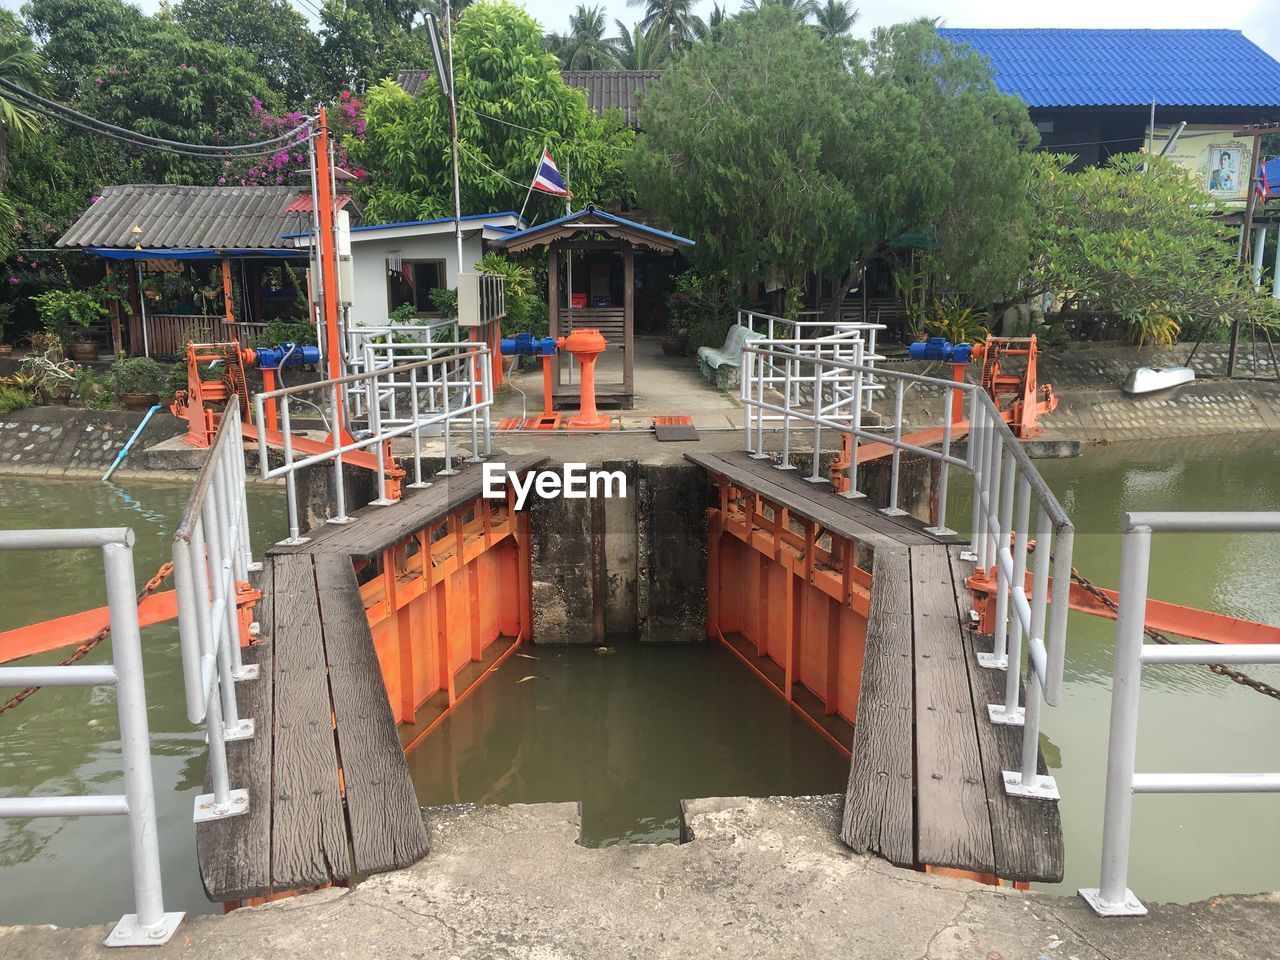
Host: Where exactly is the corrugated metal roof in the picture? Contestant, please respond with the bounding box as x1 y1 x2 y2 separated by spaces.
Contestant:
395 69 660 128
560 71 660 128
57 184 311 250
937 29 1280 108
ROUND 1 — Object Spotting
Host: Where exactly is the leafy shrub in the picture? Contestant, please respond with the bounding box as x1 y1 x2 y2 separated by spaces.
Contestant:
110 356 168 395
249 319 318 347
0 385 30 413
31 284 108 346
480 252 549 338
924 297 989 345
429 287 458 318
667 270 740 353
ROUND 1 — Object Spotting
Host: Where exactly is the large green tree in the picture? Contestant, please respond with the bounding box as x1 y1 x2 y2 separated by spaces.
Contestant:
350 0 632 223
1027 152 1280 344
631 12 1036 316
174 0 322 105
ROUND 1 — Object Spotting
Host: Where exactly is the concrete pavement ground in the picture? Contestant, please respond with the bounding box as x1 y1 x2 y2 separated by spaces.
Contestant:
4 796 1274 960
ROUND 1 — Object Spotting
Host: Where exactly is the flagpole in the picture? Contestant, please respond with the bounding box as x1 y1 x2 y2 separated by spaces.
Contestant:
517 156 540 224
445 0 463 274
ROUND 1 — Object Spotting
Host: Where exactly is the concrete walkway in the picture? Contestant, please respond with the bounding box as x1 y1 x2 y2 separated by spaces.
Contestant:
4 796 1273 959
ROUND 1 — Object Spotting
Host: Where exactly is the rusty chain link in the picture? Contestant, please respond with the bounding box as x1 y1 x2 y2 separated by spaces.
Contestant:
0 562 174 717
1069 567 1280 702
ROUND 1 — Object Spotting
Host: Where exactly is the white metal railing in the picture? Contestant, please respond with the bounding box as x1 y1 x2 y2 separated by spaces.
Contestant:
345 317 461 419
253 345 493 544
737 309 885 412
1079 511 1280 917
171 403 258 830
0 527 184 947
741 341 1075 799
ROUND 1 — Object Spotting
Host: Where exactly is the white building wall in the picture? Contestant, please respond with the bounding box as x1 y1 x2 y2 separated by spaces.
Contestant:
346 231 485 329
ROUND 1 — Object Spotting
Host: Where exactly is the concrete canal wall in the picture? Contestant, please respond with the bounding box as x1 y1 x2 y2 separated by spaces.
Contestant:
0 407 184 479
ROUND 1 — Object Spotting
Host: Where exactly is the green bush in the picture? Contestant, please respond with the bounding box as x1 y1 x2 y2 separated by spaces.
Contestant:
110 356 168 395
480 252 549 339
667 270 740 353
249 319 318 347
429 287 458 319
0 385 30 413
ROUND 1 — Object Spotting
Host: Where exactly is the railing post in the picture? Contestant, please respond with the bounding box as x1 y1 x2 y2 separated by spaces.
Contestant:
752 348 767 460
328 382 351 522
968 399 985 564
279 396 308 545
407 364 428 489
983 445 1016 670
805 346 824 483
439 353 458 476
925 384 956 536
841 341 865 500
991 472 1031 725
100 540 184 947
1079 525 1152 916
880 378 907 515
778 353 795 470
741 349 754 454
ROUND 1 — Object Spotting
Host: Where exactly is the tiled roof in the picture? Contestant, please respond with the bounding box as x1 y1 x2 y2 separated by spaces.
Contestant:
57 185 311 250
937 29 1280 108
395 69 661 128
560 70 661 127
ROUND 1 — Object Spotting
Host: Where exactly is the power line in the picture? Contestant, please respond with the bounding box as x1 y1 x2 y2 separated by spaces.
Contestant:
0 79 313 156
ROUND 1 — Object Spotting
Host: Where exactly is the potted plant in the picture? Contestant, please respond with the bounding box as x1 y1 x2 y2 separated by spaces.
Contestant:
924 296 990 346
21 333 78 404
662 314 689 357
31 283 108 361
111 356 167 410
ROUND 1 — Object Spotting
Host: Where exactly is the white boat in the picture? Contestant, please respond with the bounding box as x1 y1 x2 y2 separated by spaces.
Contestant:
1121 365 1195 395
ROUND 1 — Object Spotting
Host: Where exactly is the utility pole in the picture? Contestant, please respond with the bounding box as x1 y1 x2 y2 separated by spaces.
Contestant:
313 108 344 393
445 0 464 274
1228 129 1264 378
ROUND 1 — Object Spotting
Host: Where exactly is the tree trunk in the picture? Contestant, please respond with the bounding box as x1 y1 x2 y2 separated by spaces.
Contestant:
822 250 878 324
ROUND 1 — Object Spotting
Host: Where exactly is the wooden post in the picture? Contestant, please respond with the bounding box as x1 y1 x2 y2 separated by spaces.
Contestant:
623 243 634 401
126 264 143 355
105 262 123 357
221 257 235 341
547 244 560 400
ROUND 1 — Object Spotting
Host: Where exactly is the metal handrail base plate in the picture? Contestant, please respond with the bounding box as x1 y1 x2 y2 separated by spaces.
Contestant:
977 652 1008 670
1078 887 1148 918
232 664 260 682
193 787 250 824
106 910 184 948
326 516 355 525
987 703 1025 726
1002 770 1060 800
221 718 254 742
924 525 957 537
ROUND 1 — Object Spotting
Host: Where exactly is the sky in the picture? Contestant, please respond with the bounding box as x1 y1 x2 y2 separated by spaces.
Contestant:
1 0 1276 60
525 0 1280 60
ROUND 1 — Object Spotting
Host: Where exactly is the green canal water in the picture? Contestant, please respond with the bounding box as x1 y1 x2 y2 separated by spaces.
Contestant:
0 433 1278 928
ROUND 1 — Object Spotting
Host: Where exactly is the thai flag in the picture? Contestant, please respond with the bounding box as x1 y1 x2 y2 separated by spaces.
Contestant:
532 148 571 197
1256 162 1271 203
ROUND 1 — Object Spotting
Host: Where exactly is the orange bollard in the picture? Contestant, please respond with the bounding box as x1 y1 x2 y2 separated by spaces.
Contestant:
559 328 611 431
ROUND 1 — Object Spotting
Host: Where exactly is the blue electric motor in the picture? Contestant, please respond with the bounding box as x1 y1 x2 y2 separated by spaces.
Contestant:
908 337 973 364
500 333 558 357
252 342 322 370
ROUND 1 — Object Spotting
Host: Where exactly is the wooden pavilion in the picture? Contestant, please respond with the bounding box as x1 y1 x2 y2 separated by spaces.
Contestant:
494 206 693 408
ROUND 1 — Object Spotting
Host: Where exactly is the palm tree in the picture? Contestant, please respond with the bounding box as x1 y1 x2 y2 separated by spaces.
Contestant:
628 0 706 53
0 30 44 190
562 5 621 69
741 0 818 25
612 20 667 70
813 0 858 41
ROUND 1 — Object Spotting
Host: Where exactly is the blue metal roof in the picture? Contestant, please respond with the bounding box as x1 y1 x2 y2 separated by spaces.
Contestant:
348 211 523 234
937 29 1280 108
495 208 694 247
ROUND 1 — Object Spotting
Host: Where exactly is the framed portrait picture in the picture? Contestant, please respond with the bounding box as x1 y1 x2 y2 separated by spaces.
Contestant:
1208 145 1243 196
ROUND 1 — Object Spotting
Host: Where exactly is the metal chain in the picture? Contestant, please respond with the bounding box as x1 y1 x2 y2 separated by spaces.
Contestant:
0 562 174 717
1069 567 1280 701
